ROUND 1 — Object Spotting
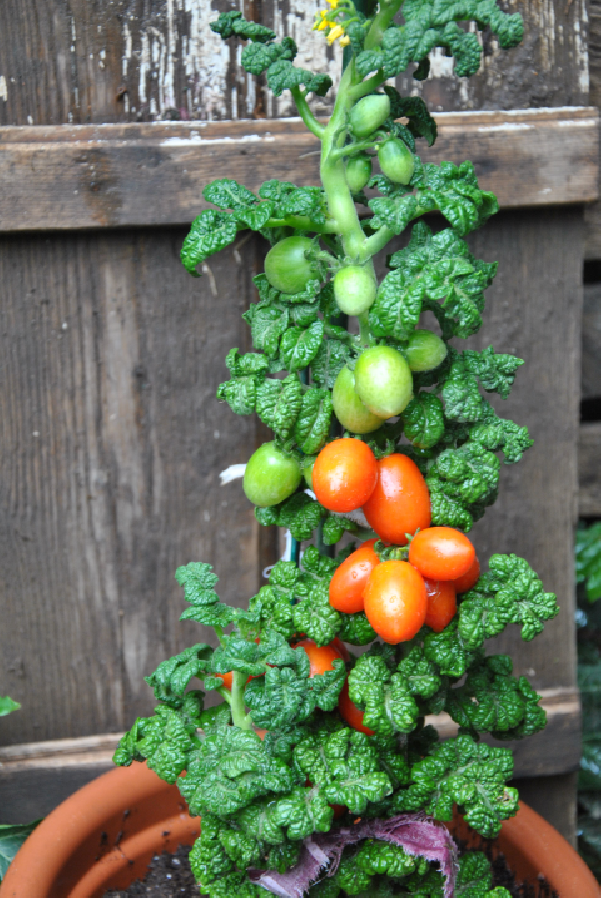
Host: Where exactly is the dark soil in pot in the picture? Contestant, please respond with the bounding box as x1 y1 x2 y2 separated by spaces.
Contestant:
103 840 560 898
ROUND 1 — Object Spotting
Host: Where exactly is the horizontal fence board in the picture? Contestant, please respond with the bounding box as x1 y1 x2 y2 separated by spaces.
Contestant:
579 423 601 516
0 107 597 232
0 686 580 822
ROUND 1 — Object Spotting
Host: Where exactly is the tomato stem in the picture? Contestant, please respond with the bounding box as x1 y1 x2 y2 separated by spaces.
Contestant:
230 671 252 730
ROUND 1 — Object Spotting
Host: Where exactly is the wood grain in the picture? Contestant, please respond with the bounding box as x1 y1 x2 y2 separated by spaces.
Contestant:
462 206 583 692
579 423 601 516
0 228 262 744
582 284 601 399
0 0 588 128
0 109 597 232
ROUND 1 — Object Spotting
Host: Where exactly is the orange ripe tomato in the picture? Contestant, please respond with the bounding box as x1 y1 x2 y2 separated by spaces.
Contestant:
255 728 268 740
338 677 375 735
293 638 344 677
362 454 430 545
363 559 427 644
423 578 457 632
409 527 475 581
218 671 234 690
453 554 480 593
329 539 381 613
312 438 378 513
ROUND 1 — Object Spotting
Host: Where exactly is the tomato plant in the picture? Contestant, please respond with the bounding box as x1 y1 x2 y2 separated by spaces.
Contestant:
115 7 566 898
408 527 476 581
329 538 380 613
423 578 457 632
312 438 378 512
243 442 301 507
363 559 427 644
363 454 431 544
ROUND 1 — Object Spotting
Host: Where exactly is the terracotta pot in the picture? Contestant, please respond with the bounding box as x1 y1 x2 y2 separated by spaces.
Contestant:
1 763 599 898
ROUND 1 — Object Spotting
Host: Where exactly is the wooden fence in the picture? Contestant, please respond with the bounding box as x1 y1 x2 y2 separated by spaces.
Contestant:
0 0 598 848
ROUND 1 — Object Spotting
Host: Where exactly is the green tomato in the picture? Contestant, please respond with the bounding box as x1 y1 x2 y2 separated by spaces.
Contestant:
378 139 415 185
345 154 372 193
333 367 385 434
264 236 315 294
244 442 302 507
334 265 377 316
405 329 448 372
354 346 413 418
349 94 390 139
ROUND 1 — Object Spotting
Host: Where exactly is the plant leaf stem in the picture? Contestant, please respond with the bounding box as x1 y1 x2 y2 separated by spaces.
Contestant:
364 0 404 50
290 86 325 140
230 671 252 729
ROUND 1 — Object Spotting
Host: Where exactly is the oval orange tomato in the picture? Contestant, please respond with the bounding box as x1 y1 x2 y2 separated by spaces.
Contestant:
363 559 427 644
453 554 480 593
409 527 475 581
338 677 375 735
313 438 378 513
423 578 457 632
293 638 344 677
329 539 380 613
362 454 430 544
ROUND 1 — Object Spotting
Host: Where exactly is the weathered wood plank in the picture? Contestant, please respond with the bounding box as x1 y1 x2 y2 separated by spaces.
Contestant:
0 228 262 745
0 686 580 823
0 0 588 128
461 206 582 692
582 284 601 399
0 108 597 232
579 423 601 516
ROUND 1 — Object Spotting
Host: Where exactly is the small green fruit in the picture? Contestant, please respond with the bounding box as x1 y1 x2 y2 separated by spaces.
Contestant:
333 367 385 434
264 236 315 294
354 346 413 418
334 265 377 316
349 94 391 139
378 139 415 185
345 155 372 193
243 442 302 506
405 329 448 372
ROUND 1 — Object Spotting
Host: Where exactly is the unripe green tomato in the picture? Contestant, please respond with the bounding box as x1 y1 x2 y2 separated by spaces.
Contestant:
354 346 413 418
264 236 315 294
334 265 377 316
244 442 301 507
333 367 385 434
378 139 415 185
345 155 372 193
349 94 391 139
405 329 448 372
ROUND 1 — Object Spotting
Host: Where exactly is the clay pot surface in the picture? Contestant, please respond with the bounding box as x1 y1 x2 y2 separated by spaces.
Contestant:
1 763 599 897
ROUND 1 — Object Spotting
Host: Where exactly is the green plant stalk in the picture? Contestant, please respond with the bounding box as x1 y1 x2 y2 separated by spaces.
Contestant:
230 671 252 729
364 0 404 49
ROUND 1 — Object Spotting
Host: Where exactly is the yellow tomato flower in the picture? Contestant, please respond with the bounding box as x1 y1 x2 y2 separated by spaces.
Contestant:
340 34 350 46
327 24 345 43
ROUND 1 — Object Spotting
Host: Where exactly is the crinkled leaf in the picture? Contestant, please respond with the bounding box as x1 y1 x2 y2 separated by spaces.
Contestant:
181 210 238 276
244 304 290 359
280 321 325 372
145 644 211 707
384 87 437 146
294 388 333 455
245 666 316 728
576 522 601 602
338 611 377 645
403 393 445 449
293 581 341 646
369 267 424 340
267 60 332 98
203 179 257 210
241 37 297 75
210 11 275 42
256 374 303 439
310 337 351 389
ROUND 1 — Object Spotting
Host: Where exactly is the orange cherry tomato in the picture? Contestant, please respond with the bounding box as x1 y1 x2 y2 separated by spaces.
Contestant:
409 527 475 581
312 438 378 513
329 539 381 613
453 554 480 593
423 578 457 632
255 728 268 740
362 454 430 545
338 677 375 735
293 638 344 677
363 559 427 644
217 637 263 690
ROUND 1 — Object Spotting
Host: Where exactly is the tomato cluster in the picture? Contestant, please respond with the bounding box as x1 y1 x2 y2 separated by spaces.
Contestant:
314 438 480 645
